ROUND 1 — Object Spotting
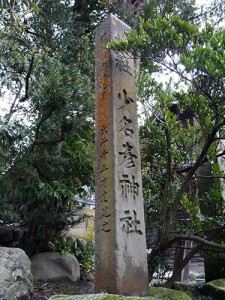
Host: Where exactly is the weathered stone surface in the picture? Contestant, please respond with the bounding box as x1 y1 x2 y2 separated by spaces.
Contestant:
85 271 95 282
0 247 33 300
31 252 80 282
204 279 225 300
68 236 77 244
76 238 87 252
95 14 148 296
49 287 192 299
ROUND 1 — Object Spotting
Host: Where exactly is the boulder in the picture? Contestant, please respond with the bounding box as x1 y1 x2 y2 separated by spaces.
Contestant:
31 252 80 282
204 279 225 300
0 247 33 300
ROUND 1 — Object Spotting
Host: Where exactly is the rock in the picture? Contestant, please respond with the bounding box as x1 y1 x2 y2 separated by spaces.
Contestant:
85 272 94 282
76 239 87 252
31 252 80 282
0 247 33 300
68 236 77 245
204 278 225 300
0 226 13 244
149 287 192 299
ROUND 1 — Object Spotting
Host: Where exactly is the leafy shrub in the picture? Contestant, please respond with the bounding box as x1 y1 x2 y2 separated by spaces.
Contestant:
0 198 21 223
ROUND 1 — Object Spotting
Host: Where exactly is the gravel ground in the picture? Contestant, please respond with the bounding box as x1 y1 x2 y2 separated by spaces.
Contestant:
32 280 96 300
32 280 217 300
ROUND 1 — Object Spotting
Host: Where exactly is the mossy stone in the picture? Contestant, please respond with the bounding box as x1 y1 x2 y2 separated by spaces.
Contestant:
205 278 225 300
49 287 192 300
149 287 191 299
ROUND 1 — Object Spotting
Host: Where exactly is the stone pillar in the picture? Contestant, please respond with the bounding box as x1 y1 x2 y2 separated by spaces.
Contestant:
95 14 148 296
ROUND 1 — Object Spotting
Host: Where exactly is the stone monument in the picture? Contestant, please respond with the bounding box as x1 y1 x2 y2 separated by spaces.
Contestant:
95 14 148 296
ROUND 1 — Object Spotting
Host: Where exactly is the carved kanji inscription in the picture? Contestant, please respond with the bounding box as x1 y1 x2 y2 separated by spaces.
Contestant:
95 15 148 296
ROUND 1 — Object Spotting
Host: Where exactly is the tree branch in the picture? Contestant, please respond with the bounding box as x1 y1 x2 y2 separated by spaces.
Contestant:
30 108 54 151
164 227 225 288
32 131 66 147
187 2 222 22
216 149 225 158
164 122 225 240
162 127 173 238
170 234 225 250
33 160 53 182
19 55 35 102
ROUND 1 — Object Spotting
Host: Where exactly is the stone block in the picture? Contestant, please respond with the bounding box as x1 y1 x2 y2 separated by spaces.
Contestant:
31 252 80 282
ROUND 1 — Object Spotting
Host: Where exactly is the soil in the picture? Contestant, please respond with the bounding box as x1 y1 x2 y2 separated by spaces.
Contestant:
32 280 216 300
32 280 96 300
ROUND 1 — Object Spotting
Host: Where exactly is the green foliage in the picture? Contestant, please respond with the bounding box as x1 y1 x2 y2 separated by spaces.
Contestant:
109 2 225 285
0 198 20 223
1 0 225 287
0 0 98 254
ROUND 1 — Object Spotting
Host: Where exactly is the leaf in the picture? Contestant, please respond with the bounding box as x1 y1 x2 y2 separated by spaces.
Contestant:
38 182 45 189
29 1 39 14
196 213 206 222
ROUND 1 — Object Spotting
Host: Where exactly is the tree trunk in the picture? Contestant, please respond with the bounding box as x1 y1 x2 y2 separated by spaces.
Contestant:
104 0 144 15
